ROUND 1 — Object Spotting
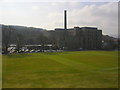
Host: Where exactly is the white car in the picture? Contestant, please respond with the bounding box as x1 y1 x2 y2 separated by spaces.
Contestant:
30 50 35 53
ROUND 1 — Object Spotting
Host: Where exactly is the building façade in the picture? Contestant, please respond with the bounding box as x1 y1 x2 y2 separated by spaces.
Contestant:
48 26 102 50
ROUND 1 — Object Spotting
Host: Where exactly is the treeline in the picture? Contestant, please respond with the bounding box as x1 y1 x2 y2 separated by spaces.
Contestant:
1 24 119 54
102 35 119 50
2 24 56 54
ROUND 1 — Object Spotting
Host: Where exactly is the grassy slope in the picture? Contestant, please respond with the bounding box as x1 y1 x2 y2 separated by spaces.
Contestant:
2 51 118 88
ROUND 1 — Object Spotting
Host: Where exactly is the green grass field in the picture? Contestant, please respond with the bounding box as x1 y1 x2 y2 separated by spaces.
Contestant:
2 51 118 88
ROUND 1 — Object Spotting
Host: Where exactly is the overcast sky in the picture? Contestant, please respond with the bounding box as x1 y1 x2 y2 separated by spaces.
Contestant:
0 0 119 37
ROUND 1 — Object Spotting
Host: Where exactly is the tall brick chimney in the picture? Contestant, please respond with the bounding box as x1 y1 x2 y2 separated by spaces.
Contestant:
64 10 67 30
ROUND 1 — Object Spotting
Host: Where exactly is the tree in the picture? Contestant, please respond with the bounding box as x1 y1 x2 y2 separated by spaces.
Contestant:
37 34 48 52
49 34 59 50
2 26 13 54
15 33 24 53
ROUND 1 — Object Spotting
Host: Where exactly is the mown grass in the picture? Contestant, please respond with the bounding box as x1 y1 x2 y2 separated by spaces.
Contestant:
0 55 2 89
2 51 119 88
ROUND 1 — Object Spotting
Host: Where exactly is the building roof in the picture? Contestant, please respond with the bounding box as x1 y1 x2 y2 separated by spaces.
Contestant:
24 44 52 47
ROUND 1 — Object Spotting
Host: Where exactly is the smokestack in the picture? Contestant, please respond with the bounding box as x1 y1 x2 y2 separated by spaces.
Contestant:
64 10 67 30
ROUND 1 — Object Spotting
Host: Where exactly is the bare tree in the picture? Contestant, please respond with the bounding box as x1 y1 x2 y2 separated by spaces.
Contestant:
37 34 48 52
49 35 59 50
15 33 24 53
2 26 13 54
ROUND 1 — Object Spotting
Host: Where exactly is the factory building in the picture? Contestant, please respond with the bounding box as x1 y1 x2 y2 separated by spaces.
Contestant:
48 10 102 50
